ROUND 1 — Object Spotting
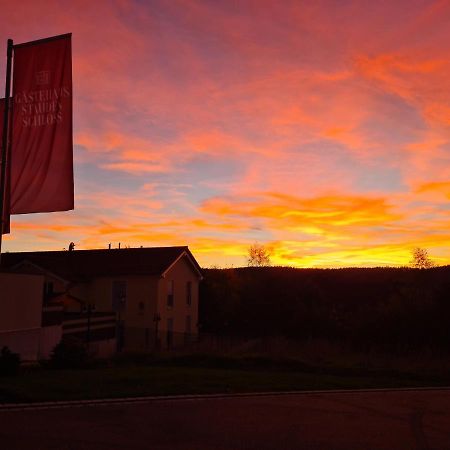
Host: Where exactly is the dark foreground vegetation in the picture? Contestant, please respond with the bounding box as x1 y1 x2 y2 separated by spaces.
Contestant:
200 266 450 355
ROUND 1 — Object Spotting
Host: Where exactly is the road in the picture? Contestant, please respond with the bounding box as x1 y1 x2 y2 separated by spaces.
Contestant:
1 389 449 449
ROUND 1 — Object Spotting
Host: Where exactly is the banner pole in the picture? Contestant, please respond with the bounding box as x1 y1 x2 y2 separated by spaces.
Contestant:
0 39 13 263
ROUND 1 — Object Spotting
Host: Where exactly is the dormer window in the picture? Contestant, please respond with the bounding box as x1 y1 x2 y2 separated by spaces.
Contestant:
167 280 174 307
112 280 127 312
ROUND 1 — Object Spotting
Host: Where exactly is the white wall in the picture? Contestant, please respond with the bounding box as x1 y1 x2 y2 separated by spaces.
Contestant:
0 273 63 361
0 328 40 361
0 272 44 331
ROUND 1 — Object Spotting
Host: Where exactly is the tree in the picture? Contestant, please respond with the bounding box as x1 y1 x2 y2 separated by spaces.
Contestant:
247 243 271 267
410 247 434 269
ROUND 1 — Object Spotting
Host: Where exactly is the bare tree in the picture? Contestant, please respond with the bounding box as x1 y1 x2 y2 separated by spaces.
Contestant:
410 247 434 269
247 243 271 267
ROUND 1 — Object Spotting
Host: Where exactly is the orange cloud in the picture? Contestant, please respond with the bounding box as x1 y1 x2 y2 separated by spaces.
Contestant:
355 53 450 127
415 181 450 200
202 192 400 228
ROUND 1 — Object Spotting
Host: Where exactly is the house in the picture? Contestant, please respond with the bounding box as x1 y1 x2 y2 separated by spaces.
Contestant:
2 246 203 352
0 271 116 361
0 272 61 361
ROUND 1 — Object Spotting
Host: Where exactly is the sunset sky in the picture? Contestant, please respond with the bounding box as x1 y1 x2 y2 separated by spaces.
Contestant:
1 0 449 267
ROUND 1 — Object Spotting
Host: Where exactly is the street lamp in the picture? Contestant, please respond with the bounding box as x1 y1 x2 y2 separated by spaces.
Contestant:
117 295 126 352
82 303 96 350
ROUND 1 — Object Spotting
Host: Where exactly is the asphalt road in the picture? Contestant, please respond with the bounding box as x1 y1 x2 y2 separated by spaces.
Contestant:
1 389 450 450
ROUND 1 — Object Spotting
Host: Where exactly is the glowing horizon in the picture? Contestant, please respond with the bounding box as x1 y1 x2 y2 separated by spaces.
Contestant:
1 0 449 268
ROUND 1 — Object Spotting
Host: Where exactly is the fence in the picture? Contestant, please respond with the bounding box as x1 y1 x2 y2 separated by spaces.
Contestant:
121 327 197 352
118 329 306 356
63 311 116 358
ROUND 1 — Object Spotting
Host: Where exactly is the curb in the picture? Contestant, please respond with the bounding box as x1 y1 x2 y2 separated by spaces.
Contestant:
1 386 450 412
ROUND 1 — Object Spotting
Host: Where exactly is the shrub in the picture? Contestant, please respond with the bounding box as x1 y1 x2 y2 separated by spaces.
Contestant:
50 336 89 369
0 346 21 376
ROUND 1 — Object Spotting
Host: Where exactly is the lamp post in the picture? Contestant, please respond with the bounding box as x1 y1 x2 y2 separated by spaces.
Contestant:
83 303 96 351
117 295 125 352
153 312 161 351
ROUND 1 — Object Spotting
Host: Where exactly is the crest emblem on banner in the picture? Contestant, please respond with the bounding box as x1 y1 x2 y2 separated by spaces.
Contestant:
35 70 50 85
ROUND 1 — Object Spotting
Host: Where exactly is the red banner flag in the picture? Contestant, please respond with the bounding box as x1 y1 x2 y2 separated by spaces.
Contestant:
0 98 10 234
10 33 73 214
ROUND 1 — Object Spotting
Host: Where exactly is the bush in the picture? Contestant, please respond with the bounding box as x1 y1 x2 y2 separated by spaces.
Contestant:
50 336 89 369
0 346 21 376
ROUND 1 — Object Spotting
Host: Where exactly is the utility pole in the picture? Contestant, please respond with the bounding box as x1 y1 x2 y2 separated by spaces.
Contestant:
0 39 13 262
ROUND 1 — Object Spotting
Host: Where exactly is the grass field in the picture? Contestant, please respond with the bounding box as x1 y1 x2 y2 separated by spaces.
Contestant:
1 355 449 404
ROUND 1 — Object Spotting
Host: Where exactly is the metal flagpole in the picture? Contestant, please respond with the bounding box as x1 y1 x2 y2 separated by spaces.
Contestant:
0 39 13 264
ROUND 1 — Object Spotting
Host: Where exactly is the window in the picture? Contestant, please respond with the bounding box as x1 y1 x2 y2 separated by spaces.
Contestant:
112 280 127 312
167 280 174 307
186 281 192 306
43 281 54 300
167 318 173 348
185 315 191 334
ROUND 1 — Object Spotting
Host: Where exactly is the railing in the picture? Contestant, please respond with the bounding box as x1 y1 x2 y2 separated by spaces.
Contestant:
63 311 116 343
119 327 198 352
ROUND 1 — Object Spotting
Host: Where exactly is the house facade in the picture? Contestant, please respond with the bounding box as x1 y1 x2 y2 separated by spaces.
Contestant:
0 272 59 361
0 271 116 360
2 246 202 352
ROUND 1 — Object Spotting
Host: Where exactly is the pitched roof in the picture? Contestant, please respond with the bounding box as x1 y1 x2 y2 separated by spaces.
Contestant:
1 246 202 281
